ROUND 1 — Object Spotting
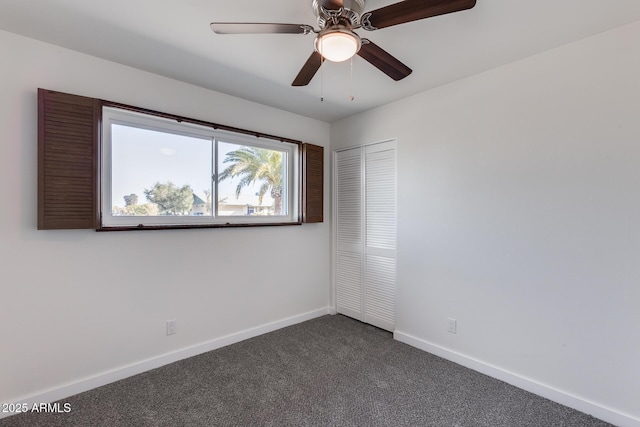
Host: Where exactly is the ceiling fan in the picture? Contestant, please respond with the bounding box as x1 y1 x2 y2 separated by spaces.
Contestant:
210 0 477 87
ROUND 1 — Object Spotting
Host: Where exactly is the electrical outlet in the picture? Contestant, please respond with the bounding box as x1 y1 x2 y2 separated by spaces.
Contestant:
447 318 457 334
166 319 177 336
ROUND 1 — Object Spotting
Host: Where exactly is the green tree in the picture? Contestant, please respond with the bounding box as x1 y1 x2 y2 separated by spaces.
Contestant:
144 181 194 215
125 203 158 216
219 147 283 214
123 193 138 207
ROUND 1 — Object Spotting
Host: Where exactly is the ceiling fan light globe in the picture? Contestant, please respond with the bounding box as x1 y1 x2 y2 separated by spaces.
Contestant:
315 30 361 62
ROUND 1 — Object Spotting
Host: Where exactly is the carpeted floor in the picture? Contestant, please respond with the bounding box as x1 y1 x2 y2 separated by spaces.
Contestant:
1 314 613 426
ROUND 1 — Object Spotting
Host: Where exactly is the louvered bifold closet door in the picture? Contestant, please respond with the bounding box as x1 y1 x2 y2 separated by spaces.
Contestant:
364 141 397 331
335 148 364 321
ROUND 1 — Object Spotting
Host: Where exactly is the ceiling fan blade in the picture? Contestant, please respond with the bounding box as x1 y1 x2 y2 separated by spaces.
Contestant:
357 40 412 81
210 23 312 34
292 51 323 86
362 0 476 30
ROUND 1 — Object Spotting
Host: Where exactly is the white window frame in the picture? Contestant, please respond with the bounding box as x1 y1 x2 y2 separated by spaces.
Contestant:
101 107 299 228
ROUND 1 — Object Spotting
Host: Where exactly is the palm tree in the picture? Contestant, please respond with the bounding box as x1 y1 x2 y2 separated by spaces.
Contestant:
218 147 284 215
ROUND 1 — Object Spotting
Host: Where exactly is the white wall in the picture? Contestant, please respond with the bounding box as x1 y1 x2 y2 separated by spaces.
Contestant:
332 21 640 426
0 30 331 408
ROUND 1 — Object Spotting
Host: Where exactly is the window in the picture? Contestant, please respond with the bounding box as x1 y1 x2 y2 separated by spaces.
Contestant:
101 107 299 228
37 89 322 230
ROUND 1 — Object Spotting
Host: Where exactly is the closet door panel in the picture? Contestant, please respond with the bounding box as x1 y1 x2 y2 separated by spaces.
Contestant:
364 141 397 330
335 148 364 320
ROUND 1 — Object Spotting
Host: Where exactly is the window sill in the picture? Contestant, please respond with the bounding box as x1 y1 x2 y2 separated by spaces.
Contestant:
97 221 302 232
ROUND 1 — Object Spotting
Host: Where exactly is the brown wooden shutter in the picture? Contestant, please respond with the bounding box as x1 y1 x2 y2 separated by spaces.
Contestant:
302 143 324 223
38 89 100 229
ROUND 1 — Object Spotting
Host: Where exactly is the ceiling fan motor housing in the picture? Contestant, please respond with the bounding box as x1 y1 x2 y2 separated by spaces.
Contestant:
312 0 366 29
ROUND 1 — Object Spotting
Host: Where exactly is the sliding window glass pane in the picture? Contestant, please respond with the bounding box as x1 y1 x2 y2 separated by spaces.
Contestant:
111 124 212 217
217 141 287 216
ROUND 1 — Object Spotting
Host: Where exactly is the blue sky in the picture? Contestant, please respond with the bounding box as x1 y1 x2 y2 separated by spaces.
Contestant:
111 124 265 208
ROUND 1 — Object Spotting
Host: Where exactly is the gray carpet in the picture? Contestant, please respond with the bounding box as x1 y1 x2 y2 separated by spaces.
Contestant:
1 315 612 427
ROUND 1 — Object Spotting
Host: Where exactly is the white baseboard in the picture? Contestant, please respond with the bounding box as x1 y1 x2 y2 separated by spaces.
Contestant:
394 330 640 427
1 308 330 420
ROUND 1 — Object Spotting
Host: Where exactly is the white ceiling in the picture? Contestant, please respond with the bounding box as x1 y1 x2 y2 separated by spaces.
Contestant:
2 0 640 122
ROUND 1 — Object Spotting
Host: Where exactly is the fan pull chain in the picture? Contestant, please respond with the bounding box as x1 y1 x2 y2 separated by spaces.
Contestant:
320 56 324 102
318 35 324 102
349 57 355 101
